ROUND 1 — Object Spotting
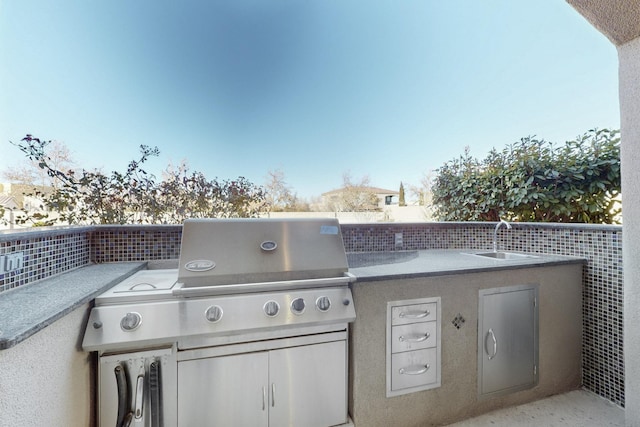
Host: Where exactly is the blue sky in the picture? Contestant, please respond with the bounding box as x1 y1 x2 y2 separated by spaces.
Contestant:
0 1 619 200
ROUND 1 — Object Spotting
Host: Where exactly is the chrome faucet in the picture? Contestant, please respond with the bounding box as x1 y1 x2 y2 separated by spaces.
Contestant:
493 219 512 252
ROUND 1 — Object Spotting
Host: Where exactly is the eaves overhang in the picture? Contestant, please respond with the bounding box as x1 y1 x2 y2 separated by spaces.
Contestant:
567 0 640 46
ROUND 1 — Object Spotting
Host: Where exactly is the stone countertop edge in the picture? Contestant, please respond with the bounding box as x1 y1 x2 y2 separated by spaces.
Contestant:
0 262 146 350
348 250 587 283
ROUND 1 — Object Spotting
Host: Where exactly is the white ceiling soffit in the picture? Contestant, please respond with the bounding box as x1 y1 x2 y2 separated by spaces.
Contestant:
567 0 640 46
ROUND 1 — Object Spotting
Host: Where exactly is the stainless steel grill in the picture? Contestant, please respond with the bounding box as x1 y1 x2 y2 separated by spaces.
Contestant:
83 218 356 427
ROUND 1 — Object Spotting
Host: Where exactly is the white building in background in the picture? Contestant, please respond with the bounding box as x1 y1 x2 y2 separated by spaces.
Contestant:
321 186 400 211
0 183 51 229
0 193 19 229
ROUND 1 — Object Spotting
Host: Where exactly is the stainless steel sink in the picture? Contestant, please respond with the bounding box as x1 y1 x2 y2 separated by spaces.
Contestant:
470 251 539 260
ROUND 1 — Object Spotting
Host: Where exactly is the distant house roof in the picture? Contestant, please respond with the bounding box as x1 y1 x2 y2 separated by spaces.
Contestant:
0 195 19 210
322 186 399 196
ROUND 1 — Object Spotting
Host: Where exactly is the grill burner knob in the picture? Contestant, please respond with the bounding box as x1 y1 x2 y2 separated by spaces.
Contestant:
291 298 306 315
316 296 331 312
205 305 223 323
120 312 142 331
264 300 280 317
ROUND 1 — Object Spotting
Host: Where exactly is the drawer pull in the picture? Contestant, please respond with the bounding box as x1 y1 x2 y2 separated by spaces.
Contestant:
399 310 430 319
399 364 430 375
399 332 430 343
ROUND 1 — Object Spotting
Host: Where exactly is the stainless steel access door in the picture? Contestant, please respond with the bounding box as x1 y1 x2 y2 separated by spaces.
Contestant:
478 284 539 399
269 340 347 427
177 337 348 427
178 351 270 426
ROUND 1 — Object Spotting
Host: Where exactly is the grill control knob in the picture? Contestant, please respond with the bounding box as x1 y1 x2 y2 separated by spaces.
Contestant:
120 312 142 331
291 298 306 315
205 305 223 323
316 296 331 312
264 300 280 317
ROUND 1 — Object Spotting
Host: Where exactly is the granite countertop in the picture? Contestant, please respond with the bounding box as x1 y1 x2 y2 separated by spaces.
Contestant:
0 250 584 350
0 262 146 350
348 249 586 282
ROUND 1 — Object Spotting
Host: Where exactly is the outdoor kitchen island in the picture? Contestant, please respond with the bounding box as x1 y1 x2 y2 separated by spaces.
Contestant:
347 250 584 427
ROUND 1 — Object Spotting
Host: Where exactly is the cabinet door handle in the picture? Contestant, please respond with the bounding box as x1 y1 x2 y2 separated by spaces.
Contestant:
399 364 430 375
399 310 430 319
271 383 275 407
262 386 266 411
399 332 430 342
485 328 498 360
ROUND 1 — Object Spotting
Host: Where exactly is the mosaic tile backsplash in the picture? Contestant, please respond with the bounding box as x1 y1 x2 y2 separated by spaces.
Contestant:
0 222 624 407
90 226 182 263
0 230 90 293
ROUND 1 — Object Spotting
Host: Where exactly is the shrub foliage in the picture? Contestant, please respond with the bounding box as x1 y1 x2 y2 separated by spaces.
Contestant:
431 129 621 223
11 135 267 225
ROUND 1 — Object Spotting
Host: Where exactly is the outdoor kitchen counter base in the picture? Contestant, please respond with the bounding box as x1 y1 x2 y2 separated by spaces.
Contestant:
348 251 584 427
0 262 146 427
0 262 146 350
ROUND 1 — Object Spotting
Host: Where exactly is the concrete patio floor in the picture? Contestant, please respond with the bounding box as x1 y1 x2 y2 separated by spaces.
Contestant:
445 389 624 426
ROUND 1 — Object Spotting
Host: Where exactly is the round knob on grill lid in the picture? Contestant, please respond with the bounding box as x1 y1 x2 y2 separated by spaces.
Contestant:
260 240 278 251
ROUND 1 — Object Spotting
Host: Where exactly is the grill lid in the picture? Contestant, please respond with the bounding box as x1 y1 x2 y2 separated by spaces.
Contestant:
177 218 349 287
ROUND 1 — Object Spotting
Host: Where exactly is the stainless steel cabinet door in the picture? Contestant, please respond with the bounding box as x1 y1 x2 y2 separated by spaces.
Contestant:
269 341 348 427
178 352 269 427
478 284 539 398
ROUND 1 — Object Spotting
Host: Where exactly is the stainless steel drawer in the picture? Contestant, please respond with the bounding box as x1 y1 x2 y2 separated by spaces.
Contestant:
391 347 438 391
391 303 437 326
391 321 437 353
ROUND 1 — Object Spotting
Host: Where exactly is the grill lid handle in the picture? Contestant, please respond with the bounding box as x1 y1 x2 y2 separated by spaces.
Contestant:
173 273 356 298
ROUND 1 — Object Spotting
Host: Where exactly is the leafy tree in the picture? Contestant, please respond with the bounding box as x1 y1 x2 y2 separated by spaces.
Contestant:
431 128 621 224
9 135 267 225
154 162 266 221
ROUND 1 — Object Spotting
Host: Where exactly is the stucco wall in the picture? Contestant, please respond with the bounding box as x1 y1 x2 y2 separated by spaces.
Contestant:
0 304 94 427
620 34 640 425
350 264 583 426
